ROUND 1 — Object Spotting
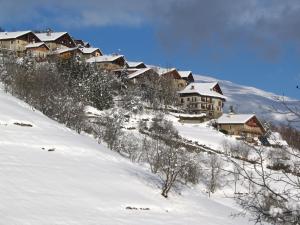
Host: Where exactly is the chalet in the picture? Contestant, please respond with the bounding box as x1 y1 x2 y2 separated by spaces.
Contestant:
127 61 147 69
127 68 159 83
51 47 79 59
178 71 195 84
86 55 126 71
178 82 226 118
0 31 41 52
217 114 266 139
25 42 49 58
78 47 103 59
74 39 90 48
156 68 187 90
113 68 137 77
35 31 76 51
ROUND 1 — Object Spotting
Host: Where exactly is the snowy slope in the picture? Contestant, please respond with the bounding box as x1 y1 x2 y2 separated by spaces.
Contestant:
195 74 300 123
0 87 252 224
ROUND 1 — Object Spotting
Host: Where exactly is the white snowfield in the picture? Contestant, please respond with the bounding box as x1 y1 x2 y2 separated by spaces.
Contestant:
0 87 253 224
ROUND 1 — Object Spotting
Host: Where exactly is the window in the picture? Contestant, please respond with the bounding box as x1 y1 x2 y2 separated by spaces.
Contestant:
187 98 190 101
181 99 184 103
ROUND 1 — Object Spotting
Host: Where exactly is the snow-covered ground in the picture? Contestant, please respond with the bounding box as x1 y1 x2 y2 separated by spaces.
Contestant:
120 112 239 151
0 87 254 224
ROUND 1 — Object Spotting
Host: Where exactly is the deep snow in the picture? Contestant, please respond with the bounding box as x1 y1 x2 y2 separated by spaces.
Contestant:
0 86 253 224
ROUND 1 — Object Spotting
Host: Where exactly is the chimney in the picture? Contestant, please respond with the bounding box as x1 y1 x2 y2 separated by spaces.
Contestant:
46 29 51 36
191 85 195 90
229 105 235 115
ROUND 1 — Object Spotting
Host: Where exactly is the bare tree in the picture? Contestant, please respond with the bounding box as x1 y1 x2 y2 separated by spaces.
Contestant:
205 154 224 197
159 144 196 198
223 141 251 159
117 134 143 162
98 110 125 151
229 143 300 225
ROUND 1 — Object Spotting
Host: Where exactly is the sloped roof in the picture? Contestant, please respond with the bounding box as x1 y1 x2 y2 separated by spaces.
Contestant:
25 42 49 49
217 114 255 124
179 82 225 99
86 55 124 63
128 68 156 79
35 32 67 42
0 31 32 40
155 67 177 76
178 71 192 78
127 61 146 68
53 47 78 54
79 47 102 55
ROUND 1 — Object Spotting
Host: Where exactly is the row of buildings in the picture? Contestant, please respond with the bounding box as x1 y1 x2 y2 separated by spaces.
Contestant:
0 30 266 140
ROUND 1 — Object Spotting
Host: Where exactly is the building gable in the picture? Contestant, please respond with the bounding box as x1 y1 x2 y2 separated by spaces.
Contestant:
55 33 76 48
245 116 266 132
212 83 223 95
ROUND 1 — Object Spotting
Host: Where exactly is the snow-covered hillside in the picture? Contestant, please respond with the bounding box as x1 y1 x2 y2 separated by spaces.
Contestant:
195 74 300 123
0 86 253 224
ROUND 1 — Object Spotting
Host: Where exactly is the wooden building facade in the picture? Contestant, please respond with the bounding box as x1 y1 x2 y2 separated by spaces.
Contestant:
35 32 76 51
0 31 41 53
217 114 266 139
86 55 126 71
25 42 49 58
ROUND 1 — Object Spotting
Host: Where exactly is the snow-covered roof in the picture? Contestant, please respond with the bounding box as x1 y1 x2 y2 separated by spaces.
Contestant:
35 32 67 42
86 55 124 63
155 67 177 76
179 82 225 99
25 42 48 49
113 68 137 73
179 113 206 118
53 47 78 54
178 71 192 78
0 31 32 40
217 114 256 124
128 68 154 79
79 47 102 54
127 61 145 68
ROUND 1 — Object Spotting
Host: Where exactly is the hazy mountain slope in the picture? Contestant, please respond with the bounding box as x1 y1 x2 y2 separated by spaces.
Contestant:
0 86 252 225
194 74 300 123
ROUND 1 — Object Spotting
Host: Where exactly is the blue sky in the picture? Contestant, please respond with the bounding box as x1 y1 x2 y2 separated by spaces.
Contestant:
1 0 300 98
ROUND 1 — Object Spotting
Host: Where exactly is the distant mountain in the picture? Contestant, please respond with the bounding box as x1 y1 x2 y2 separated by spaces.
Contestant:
194 74 300 124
